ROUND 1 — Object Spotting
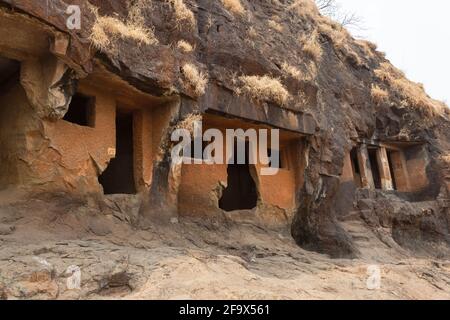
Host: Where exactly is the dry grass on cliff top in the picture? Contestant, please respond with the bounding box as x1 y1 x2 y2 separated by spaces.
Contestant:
375 62 446 115
289 0 320 18
287 1 446 114
182 63 208 96
221 0 245 15
89 4 157 52
236 75 290 106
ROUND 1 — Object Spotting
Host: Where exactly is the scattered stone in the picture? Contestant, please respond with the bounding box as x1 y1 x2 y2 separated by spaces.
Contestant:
0 224 15 236
88 218 112 236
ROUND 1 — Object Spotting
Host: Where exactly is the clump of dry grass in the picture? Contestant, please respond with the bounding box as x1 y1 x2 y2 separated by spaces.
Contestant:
281 62 301 79
89 4 157 52
177 40 194 53
299 31 323 62
318 17 366 68
248 26 258 39
127 0 152 27
358 39 378 52
169 0 196 29
288 0 320 18
318 16 345 41
236 75 290 106
182 63 208 96
441 154 450 166
354 40 379 61
371 84 389 105
374 62 405 83
221 0 245 15
268 19 284 32
345 50 364 67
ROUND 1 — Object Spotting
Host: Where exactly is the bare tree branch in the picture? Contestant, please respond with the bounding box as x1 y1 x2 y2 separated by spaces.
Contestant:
316 0 338 12
315 0 364 30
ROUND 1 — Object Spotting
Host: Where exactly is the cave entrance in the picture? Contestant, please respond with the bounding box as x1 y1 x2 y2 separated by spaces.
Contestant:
219 142 258 212
99 110 136 195
350 147 362 187
368 148 382 190
387 150 398 191
0 56 21 190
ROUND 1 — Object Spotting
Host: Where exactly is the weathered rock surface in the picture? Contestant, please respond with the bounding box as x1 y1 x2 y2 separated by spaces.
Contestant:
0 0 448 281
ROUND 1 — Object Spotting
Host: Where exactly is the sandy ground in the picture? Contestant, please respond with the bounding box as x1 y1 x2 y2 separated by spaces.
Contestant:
0 194 449 300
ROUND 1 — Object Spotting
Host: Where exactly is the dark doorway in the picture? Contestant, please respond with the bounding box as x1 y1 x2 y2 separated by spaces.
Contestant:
387 150 398 190
0 56 20 92
219 142 258 212
0 57 20 190
350 148 362 186
368 148 382 189
99 111 136 194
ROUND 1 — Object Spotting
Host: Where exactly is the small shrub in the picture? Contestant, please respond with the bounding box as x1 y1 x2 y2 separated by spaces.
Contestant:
221 0 245 15
169 0 196 29
177 40 194 53
299 32 323 62
288 0 320 19
127 0 152 27
371 84 389 105
237 75 290 106
281 62 301 79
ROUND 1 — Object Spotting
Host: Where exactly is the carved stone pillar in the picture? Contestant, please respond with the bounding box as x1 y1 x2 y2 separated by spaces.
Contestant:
357 144 375 189
377 147 394 191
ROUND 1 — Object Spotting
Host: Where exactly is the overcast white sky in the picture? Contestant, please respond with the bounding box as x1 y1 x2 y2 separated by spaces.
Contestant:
337 0 449 104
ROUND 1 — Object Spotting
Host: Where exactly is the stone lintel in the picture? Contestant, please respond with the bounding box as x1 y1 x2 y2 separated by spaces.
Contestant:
200 84 317 135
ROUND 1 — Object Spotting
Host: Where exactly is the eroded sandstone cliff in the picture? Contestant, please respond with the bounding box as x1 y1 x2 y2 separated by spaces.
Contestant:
0 0 449 262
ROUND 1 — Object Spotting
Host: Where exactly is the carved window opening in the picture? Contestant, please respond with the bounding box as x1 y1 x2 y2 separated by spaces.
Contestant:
63 93 95 127
0 57 20 94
